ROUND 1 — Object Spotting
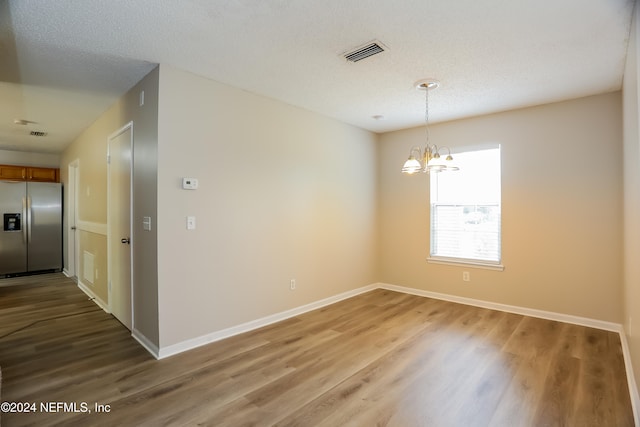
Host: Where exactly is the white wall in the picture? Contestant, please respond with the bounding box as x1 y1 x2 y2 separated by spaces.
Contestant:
0 149 59 167
379 92 623 323
156 65 378 348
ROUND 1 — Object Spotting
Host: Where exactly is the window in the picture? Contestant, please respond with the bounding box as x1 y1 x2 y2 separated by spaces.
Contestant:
429 147 502 269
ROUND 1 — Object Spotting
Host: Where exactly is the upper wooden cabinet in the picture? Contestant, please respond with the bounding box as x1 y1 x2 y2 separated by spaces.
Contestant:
27 167 59 182
0 165 26 180
0 165 59 182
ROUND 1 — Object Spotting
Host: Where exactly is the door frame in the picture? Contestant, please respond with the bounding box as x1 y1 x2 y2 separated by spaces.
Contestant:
107 121 134 329
67 159 79 278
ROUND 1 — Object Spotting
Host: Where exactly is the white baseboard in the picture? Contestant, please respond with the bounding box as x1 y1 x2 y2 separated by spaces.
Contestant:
619 329 640 426
156 281 622 355
132 328 160 360
378 283 623 332
77 278 161 360
145 280 639 424
157 283 377 359
62 270 78 284
77 280 109 313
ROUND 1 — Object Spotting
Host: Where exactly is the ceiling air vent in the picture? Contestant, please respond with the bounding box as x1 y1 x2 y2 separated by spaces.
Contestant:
30 131 47 137
343 40 387 63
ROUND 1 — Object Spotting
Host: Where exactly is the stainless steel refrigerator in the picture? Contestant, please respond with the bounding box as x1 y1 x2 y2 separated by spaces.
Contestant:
0 181 62 276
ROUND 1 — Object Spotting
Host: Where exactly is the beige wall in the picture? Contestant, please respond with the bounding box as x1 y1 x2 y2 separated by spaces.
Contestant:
57 61 627 363
623 0 640 400
379 92 623 323
60 66 159 345
60 99 111 299
156 65 378 348
131 68 160 346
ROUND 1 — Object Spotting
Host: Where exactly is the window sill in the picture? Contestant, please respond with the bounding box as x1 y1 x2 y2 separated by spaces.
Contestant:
427 256 505 271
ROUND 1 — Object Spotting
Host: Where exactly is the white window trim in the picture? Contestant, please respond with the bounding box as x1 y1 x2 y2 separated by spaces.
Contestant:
429 145 503 270
427 256 505 271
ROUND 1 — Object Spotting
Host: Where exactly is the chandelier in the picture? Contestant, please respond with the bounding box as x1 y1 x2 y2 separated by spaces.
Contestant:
401 80 458 174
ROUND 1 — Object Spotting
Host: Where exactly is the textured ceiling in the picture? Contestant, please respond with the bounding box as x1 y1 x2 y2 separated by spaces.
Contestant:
0 0 635 153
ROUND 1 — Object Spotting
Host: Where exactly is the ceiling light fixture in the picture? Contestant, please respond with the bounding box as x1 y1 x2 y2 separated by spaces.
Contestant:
401 79 458 174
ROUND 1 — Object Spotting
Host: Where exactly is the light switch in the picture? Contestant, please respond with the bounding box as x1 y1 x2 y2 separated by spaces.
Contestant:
143 216 152 231
187 216 196 230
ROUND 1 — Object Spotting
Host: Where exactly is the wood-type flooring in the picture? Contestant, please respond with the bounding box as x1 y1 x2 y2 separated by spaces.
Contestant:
0 274 634 426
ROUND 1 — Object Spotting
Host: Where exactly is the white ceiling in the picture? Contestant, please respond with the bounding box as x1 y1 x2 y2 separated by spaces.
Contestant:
0 0 635 154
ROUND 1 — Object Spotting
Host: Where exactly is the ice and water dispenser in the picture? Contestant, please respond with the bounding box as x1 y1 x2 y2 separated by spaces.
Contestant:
4 213 21 232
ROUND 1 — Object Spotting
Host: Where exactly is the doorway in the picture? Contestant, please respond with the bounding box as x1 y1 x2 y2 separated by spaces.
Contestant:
107 122 133 330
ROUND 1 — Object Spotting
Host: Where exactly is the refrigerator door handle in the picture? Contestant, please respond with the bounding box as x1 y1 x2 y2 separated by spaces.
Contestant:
27 196 32 244
22 196 27 244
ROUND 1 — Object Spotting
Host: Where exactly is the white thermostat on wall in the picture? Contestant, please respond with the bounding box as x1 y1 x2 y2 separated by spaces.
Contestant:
182 178 199 190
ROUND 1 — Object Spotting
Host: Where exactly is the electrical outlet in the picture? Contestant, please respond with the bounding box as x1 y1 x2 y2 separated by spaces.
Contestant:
290 279 296 290
462 271 470 282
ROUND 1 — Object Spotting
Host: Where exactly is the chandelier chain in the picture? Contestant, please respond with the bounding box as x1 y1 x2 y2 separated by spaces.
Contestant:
424 88 430 145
